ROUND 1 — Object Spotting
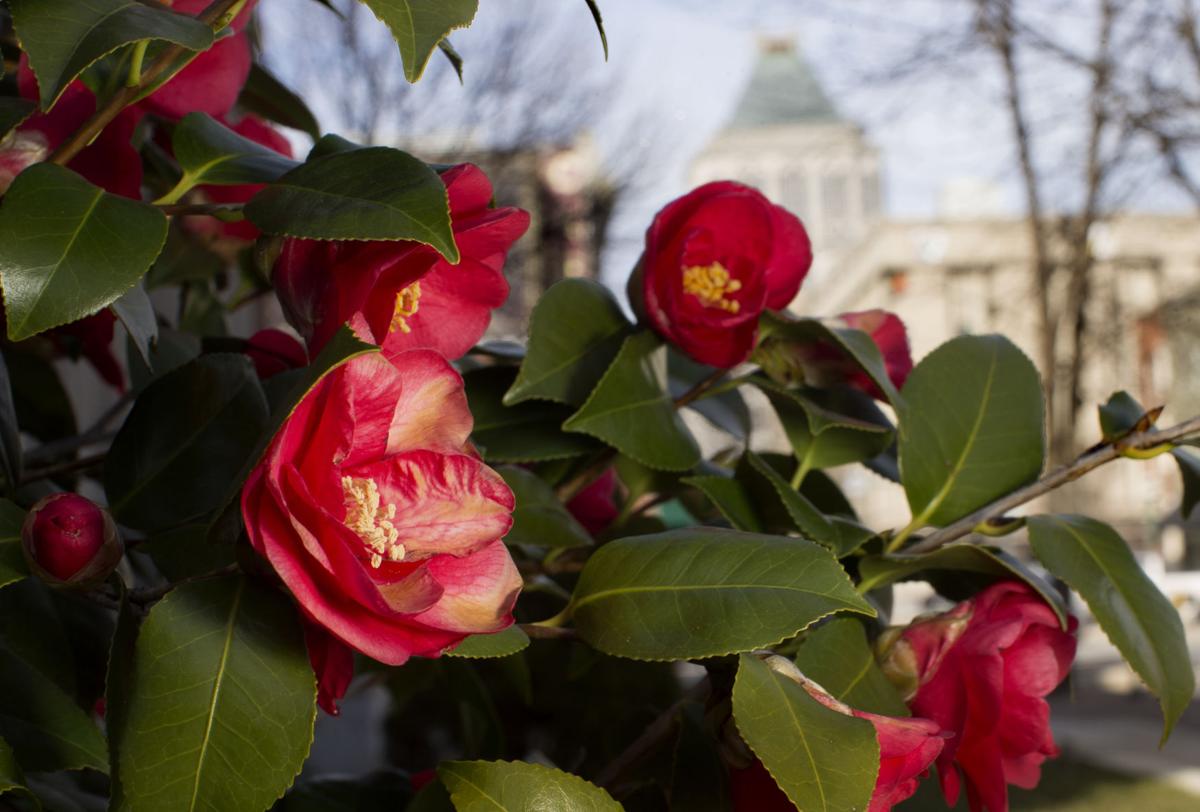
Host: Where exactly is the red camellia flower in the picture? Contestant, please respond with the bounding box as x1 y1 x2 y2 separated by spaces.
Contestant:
21 493 123 588
140 0 258 121
838 310 913 397
731 675 944 812
241 344 521 712
888 581 1077 812
273 163 530 361
566 468 620 537
244 328 307 379
629 181 812 368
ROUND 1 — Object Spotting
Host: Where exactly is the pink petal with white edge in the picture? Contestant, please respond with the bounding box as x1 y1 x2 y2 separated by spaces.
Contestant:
347 450 514 560
384 350 475 454
415 539 522 634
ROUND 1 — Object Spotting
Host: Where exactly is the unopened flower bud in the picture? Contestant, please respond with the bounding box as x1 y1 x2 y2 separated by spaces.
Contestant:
21 493 122 588
875 606 973 701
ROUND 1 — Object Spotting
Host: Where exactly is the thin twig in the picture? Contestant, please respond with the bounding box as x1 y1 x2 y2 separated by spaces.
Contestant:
158 202 244 218
555 449 617 503
903 416 1200 554
673 367 727 409
48 0 243 166
21 452 107 483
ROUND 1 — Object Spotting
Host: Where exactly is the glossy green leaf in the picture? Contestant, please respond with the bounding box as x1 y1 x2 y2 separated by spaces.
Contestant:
359 0 479 82
563 331 700 472
759 312 902 406
1171 449 1200 519
10 0 213 110
114 576 316 812
238 63 321 140
0 500 27 590
0 354 22 492
857 542 1066 626
245 147 458 260
1098 390 1149 441
682 474 762 532
0 98 35 140
793 617 908 717
732 654 878 812
438 760 620 812
106 354 268 532
465 367 600 464
446 626 530 659
0 164 168 341
898 335 1044 527
438 39 465 82
570 528 872 660
498 466 593 549
668 349 751 439
111 282 158 367
106 594 138 811
1028 515 1194 742
760 381 894 470
127 327 201 393
171 112 300 187
0 736 35 805
505 279 632 407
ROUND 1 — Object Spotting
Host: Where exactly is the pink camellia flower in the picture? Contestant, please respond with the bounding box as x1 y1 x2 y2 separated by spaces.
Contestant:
884 581 1078 812
628 181 813 368
273 163 529 362
21 493 123 588
566 468 620 537
241 343 521 712
139 0 258 121
244 328 307 379
730 672 944 812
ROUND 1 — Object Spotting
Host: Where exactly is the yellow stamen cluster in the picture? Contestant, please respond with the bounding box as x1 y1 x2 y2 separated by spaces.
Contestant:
681 262 742 313
389 281 422 335
341 476 405 568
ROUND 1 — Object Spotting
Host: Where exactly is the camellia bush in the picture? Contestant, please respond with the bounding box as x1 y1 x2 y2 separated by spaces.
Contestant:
0 2 1197 811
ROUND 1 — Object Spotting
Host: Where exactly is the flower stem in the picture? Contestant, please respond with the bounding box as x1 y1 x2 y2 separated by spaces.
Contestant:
126 40 149 87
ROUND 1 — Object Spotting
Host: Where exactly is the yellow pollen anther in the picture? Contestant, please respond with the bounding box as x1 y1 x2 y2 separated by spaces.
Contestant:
389 281 422 334
681 262 742 313
341 476 405 568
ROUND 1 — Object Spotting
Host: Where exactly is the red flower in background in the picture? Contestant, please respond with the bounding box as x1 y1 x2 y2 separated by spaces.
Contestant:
566 468 620 537
273 163 529 361
48 310 126 391
241 344 521 712
838 310 913 397
244 328 307 379
630 181 812 368
888 582 1077 812
731 674 944 812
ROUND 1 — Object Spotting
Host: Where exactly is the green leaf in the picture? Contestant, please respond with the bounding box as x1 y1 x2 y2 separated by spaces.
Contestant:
582 0 609 59
114 576 316 812
793 617 908 716
504 279 632 407
898 334 1044 527
562 331 700 472
0 354 22 492
10 0 213 110
0 98 36 141
682 474 762 533
0 164 168 341
732 654 878 812
759 381 894 470
105 354 269 532
570 528 873 660
438 38 465 82
1028 515 1194 743
106 594 138 811
446 626 530 659
245 146 458 261
3 346 76 442
760 312 902 406
127 327 201 393
171 112 300 187
464 367 600 464
238 63 321 141
668 349 751 439
0 736 35 806
1098 390 1149 441
669 703 730 812
359 0 479 82
1171 448 1200 519
111 282 158 368
438 760 620 812
140 524 236 583
857 543 1067 626
498 466 593 549
0 500 27 590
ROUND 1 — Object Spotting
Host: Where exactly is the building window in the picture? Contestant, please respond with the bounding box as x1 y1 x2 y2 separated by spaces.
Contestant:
782 170 808 220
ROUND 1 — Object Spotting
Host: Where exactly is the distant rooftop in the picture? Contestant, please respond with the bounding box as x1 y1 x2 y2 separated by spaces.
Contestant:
728 37 840 130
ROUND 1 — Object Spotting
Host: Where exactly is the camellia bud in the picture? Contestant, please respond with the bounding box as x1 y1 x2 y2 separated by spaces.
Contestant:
875 606 973 701
21 493 123 588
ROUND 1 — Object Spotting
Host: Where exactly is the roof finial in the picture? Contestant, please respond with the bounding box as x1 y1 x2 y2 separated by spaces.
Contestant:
757 35 797 55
